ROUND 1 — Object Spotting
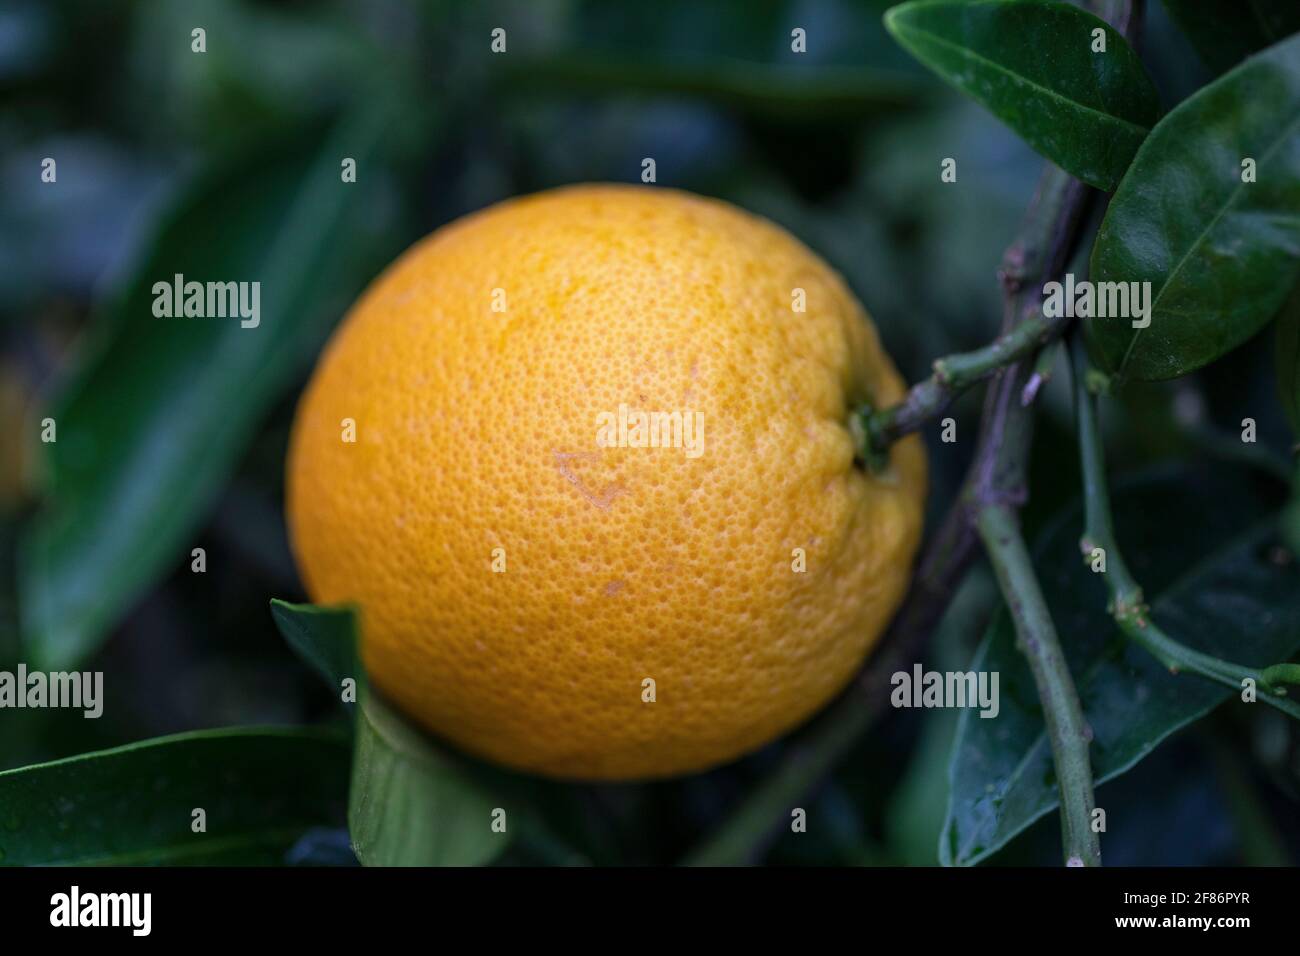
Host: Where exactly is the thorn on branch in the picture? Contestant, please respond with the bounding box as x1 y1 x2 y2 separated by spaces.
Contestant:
1020 372 1046 407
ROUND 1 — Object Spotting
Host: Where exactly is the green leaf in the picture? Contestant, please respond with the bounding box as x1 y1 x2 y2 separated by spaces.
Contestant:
1163 0 1300 76
941 466 1300 866
20 103 410 669
500 56 926 122
1277 282 1300 439
887 568 1000 865
887 707 959 865
271 599 359 704
349 689 510 867
274 601 581 866
883 0 1158 189
1088 35 1300 382
493 0 928 123
128 0 396 148
0 727 349 865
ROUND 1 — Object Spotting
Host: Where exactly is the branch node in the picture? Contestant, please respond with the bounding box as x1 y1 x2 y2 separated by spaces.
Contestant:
1084 367 1112 396
932 358 955 386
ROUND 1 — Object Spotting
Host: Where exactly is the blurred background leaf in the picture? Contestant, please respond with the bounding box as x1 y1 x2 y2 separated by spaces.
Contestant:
126 0 394 148
884 568 997 865
20 102 415 669
500 57 927 122
1162 0 1300 76
0 726 349 865
1277 283 1300 439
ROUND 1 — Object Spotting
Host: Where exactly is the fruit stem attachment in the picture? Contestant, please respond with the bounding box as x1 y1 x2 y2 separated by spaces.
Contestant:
1068 334 1300 718
854 310 1069 463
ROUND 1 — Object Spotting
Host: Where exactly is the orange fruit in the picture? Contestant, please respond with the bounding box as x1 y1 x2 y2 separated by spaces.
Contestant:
287 184 926 780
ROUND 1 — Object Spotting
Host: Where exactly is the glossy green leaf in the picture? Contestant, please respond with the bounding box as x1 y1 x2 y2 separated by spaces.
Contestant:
0 727 349 865
1163 1 1300 76
942 466 1300 866
883 0 1158 189
20 103 410 669
1088 35 1300 382
349 688 510 867
1277 282 1300 438
271 599 359 705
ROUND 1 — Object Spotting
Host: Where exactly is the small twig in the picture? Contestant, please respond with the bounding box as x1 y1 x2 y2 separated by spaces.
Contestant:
858 308 1071 457
975 503 1101 866
1068 335 1300 719
960 160 1101 867
1021 338 1062 407
946 0 1143 863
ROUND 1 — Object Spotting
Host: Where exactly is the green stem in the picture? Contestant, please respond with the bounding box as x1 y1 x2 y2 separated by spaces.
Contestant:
1068 336 1300 720
1260 663 1300 689
857 311 1069 458
976 503 1101 867
957 162 1101 868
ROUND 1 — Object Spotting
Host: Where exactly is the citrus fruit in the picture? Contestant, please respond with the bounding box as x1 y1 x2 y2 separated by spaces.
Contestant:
287 184 926 780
